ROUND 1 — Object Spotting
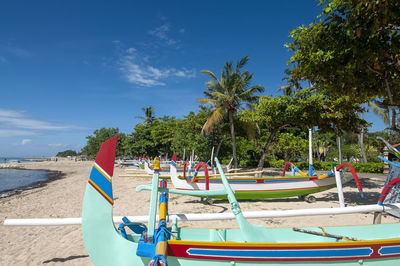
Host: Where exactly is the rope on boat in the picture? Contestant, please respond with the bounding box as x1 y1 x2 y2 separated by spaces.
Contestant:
150 254 167 266
293 227 362 241
378 177 400 205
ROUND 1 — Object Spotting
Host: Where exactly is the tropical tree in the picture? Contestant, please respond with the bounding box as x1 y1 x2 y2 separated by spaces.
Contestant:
136 106 155 125
56 150 78 157
198 56 264 168
271 132 308 162
82 128 126 159
286 0 400 134
279 68 302 96
242 89 365 169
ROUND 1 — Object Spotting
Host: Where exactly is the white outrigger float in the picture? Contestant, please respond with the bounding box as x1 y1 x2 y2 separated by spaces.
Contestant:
4 136 400 265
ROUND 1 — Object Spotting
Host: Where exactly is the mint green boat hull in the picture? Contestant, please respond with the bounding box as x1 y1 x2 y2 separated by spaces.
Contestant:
83 184 400 265
82 137 400 265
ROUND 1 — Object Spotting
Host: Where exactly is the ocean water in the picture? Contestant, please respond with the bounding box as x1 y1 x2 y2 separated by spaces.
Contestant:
0 169 49 196
0 157 31 163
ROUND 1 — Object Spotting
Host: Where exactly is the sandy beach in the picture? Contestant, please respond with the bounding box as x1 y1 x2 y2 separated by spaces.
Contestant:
0 159 398 265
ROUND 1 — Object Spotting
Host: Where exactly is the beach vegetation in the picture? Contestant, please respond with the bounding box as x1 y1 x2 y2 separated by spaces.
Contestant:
82 128 127 159
241 88 365 170
56 150 78 157
286 0 400 136
136 106 156 125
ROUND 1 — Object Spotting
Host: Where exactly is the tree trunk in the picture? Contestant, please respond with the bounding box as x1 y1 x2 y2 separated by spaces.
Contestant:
384 77 400 135
215 139 224 158
316 142 321 161
257 129 278 171
228 110 238 168
358 110 367 163
257 152 268 171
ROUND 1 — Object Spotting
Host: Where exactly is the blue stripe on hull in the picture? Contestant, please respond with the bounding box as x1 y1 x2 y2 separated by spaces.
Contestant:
89 166 113 200
186 247 373 259
379 245 400 255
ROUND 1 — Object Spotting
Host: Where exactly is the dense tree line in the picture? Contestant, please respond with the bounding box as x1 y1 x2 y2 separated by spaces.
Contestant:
56 150 78 157
81 107 392 167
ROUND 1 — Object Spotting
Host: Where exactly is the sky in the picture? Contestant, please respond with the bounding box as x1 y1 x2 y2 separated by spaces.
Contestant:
0 1 387 157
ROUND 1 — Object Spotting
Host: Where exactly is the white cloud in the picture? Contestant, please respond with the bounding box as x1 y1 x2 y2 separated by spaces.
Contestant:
118 48 195 87
21 139 32 145
148 23 177 46
0 108 75 130
0 129 35 137
0 108 84 138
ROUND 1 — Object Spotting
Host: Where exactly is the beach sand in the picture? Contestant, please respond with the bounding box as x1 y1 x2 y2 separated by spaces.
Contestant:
0 159 398 265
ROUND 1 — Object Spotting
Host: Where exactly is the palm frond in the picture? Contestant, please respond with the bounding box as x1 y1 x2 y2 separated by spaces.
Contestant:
369 102 389 125
242 121 260 139
201 70 219 81
197 98 217 105
201 107 225 134
236 56 249 70
240 85 264 99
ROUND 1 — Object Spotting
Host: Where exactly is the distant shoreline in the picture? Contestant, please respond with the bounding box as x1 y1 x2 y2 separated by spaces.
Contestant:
0 168 65 198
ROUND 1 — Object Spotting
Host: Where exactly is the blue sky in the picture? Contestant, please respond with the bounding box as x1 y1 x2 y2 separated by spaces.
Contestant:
0 1 386 157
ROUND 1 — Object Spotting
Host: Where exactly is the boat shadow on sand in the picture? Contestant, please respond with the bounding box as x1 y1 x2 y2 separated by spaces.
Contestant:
43 255 89 264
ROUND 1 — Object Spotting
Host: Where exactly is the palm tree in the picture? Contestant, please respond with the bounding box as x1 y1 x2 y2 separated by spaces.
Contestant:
136 106 155 125
198 56 264 168
279 68 301 96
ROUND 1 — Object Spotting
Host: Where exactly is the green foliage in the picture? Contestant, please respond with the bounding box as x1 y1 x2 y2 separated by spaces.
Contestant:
241 88 364 168
126 124 157 157
351 162 384 174
136 106 155 125
82 128 126 159
271 132 308 161
286 0 400 131
269 160 285 168
56 150 78 157
235 136 260 167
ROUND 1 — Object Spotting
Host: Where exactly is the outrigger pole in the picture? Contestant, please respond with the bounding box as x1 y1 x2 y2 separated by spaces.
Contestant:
5 203 400 226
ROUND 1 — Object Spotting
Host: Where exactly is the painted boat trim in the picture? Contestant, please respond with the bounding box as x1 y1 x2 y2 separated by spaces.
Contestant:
168 240 400 261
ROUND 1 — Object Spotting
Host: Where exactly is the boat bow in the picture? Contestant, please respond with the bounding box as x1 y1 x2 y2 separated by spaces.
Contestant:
81 136 145 265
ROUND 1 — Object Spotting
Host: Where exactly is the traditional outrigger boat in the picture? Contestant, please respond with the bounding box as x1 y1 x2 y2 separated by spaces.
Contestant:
144 155 215 177
82 136 400 265
168 153 364 201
